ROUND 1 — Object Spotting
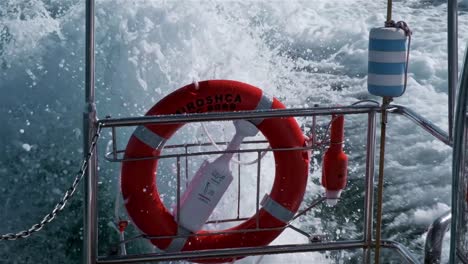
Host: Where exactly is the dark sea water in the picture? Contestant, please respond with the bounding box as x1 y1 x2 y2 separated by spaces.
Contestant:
1 0 468 263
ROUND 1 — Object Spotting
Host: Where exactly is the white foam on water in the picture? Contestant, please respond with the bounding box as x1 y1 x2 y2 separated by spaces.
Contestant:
21 143 32 152
1 0 468 263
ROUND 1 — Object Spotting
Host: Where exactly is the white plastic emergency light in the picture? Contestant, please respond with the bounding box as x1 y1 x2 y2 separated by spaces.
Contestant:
174 120 259 232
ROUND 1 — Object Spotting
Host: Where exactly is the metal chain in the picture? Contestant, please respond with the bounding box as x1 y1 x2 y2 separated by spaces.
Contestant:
0 124 102 241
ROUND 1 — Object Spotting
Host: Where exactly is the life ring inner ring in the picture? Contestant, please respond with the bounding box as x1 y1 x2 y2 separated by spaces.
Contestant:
121 80 309 262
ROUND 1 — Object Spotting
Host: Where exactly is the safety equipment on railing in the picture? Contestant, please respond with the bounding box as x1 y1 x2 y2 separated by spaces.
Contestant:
0 124 102 241
321 115 348 206
120 80 309 263
368 21 412 97
370 8 412 262
174 120 259 232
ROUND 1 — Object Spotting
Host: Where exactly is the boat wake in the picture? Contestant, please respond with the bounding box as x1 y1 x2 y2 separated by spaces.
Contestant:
1 0 467 263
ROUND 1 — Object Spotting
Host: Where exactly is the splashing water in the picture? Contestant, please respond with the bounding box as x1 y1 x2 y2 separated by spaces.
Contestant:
1 0 468 263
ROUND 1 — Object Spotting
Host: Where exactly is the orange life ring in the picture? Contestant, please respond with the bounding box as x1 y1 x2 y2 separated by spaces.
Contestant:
121 80 309 262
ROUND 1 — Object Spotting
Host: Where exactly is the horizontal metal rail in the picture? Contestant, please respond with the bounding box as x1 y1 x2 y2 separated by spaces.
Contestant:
381 240 422 264
389 105 451 146
97 240 418 264
142 226 303 242
99 104 449 147
205 217 250 224
105 139 268 162
98 241 365 263
113 225 306 248
98 105 380 127
107 143 309 162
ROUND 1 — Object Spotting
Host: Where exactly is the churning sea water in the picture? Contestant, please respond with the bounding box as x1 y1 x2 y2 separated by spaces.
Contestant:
1 0 468 263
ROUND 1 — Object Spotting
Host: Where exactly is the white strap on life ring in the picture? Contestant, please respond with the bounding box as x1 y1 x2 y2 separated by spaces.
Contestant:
133 125 167 149
165 226 191 252
260 194 295 223
250 93 273 125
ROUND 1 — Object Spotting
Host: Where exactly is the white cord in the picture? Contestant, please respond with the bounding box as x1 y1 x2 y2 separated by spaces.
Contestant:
114 181 121 224
201 122 268 166
197 100 371 165
193 78 200 90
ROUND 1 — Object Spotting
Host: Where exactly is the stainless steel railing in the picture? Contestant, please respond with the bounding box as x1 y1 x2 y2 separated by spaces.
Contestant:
97 240 421 264
83 0 462 263
424 211 451 264
449 41 468 263
87 103 449 264
98 105 380 263
84 0 97 263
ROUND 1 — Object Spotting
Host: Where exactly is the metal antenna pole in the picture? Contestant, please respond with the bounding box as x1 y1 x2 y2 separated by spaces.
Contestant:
376 0 394 260
84 0 98 263
449 42 468 264
448 0 458 143
386 0 392 23
375 96 392 264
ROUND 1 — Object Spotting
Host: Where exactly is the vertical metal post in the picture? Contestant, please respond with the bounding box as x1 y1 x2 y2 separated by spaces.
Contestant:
256 151 261 229
185 146 189 187
111 126 117 160
448 0 458 142
84 0 97 263
176 157 181 223
85 1 95 109
449 43 468 264
237 152 241 219
363 111 377 264
375 97 392 264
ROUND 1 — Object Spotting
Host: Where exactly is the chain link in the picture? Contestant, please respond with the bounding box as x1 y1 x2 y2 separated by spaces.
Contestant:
1 124 102 241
